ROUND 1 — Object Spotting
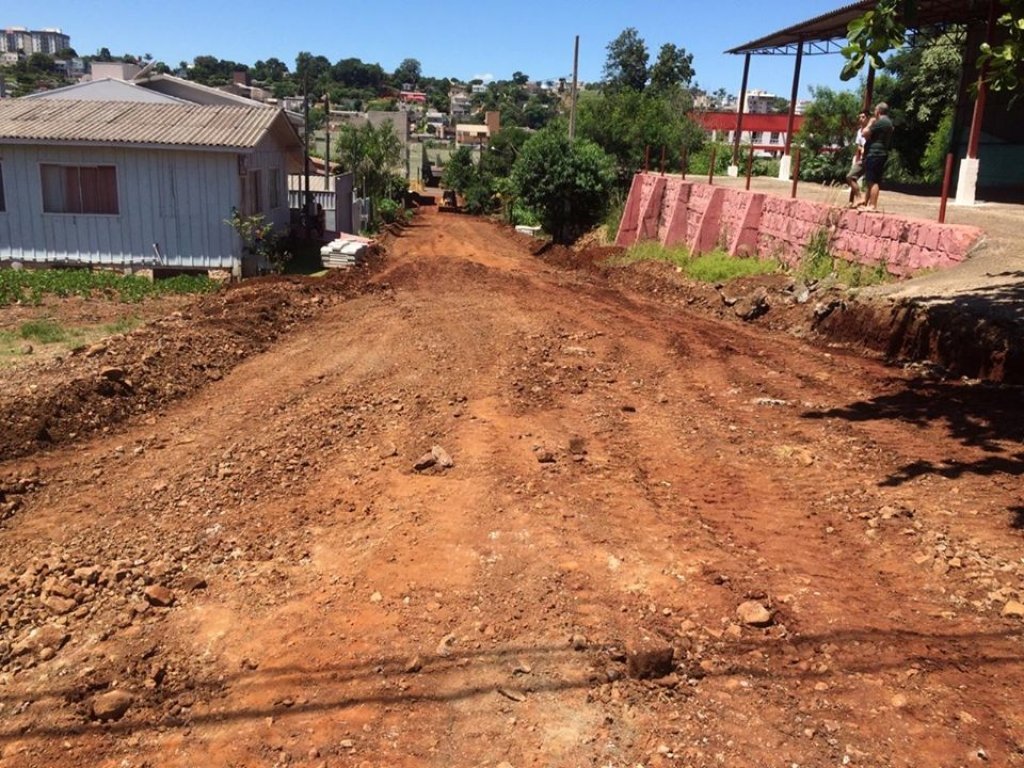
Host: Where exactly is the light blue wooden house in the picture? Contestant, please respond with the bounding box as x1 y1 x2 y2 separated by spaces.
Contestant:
0 96 303 274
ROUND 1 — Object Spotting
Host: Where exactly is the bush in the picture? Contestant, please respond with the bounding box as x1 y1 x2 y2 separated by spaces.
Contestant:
377 197 401 224
511 129 616 244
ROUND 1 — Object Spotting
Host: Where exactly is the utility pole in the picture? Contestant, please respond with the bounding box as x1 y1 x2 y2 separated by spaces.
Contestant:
324 94 331 179
568 35 580 142
303 73 312 227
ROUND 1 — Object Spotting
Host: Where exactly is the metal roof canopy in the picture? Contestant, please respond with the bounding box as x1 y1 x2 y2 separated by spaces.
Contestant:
726 0 993 56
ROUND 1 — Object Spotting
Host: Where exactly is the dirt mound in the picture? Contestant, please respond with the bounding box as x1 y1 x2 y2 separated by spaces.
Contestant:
0 263 382 462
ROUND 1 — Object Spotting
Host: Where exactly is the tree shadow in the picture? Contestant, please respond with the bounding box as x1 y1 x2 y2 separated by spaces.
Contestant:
803 377 1024 494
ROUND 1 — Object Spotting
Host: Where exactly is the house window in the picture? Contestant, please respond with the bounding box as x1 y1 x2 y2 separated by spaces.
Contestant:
770 132 781 144
41 164 118 214
750 131 762 144
0 163 5 212
240 169 264 215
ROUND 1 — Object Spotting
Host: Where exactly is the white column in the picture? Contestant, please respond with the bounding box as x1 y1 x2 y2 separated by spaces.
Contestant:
954 157 980 206
778 155 792 181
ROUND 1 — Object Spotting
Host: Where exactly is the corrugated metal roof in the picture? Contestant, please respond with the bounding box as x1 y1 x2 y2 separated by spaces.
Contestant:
0 99 292 150
727 0 990 54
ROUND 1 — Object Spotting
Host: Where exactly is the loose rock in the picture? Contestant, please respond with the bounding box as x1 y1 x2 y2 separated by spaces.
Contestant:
737 601 773 627
90 690 134 722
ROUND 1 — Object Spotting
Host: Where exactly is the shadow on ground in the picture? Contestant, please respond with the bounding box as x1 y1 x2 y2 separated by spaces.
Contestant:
804 377 1024 492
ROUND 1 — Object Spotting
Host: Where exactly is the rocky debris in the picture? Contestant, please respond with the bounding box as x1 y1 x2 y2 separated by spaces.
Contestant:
412 452 436 471
180 575 207 592
535 448 556 464
90 690 134 722
436 633 457 657
1001 600 1024 619
404 656 423 673
737 601 773 627
732 287 770 321
431 445 454 468
626 641 675 680
143 585 175 607
11 625 69 658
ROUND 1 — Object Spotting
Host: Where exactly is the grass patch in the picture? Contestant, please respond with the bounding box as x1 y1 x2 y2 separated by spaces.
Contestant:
0 269 219 306
619 242 779 282
19 318 67 344
797 227 893 288
686 251 779 283
102 315 143 335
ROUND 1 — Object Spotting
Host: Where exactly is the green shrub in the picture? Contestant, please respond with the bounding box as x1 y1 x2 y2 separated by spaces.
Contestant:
620 242 778 282
377 197 401 224
19 318 67 344
0 268 219 306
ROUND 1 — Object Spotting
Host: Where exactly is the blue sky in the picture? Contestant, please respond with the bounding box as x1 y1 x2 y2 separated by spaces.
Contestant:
9 0 858 99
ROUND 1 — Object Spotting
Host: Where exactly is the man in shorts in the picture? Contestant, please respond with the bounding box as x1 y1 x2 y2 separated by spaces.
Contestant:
861 102 894 210
846 112 869 205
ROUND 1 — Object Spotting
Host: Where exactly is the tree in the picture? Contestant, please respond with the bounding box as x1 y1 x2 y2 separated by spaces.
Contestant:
604 28 649 92
842 0 1023 95
511 71 529 86
796 86 862 153
335 120 403 204
648 43 694 93
392 57 421 87
511 129 616 244
576 88 704 179
253 57 289 83
95 47 113 62
56 47 77 59
442 146 478 194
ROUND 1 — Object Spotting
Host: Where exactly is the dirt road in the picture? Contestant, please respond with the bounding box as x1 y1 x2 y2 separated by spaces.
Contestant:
1 210 1023 767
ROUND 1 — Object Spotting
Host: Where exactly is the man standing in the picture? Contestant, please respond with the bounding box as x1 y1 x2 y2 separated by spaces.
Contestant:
846 112 869 205
861 103 894 211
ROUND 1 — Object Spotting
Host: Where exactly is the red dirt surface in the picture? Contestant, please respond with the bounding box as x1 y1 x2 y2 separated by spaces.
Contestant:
1 209 1022 768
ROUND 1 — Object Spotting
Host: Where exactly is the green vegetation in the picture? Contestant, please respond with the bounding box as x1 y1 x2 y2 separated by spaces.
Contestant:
797 227 892 287
617 243 779 282
842 0 1022 96
18 318 68 344
0 269 219 307
510 129 617 245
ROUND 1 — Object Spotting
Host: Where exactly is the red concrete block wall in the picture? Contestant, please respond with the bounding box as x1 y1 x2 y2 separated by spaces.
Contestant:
616 172 982 277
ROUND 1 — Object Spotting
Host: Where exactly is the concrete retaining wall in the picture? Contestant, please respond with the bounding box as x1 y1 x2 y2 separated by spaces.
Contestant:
615 172 983 277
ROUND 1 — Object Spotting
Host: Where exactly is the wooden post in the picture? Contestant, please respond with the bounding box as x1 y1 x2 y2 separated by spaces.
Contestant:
660 146 666 175
681 145 688 179
644 145 650 173
939 152 955 223
569 35 580 142
732 53 751 166
790 146 801 199
708 146 717 185
745 144 754 190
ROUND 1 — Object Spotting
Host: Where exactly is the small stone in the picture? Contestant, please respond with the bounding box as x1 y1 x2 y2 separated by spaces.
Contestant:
431 445 454 468
100 367 126 381
1000 600 1024 618
436 633 456 657
339 739 354 749
497 686 526 702
737 601 773 627
143 585 175 607
20 343 33 355
413 453 436 471
369 591 382 603
570 634 588 651
536 450 556 464
180 576 207 592
41 595 77 615
568 436 587 455
626 642 674 680
91 690 134 722
891 693 909 708
404 656 422 673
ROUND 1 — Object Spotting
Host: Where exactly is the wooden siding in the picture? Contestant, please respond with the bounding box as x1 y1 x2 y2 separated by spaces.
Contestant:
0 144 272 269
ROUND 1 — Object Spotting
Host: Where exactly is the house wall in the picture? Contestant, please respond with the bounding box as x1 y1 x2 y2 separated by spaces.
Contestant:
0 141 293 270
